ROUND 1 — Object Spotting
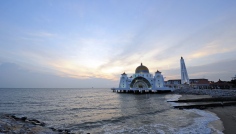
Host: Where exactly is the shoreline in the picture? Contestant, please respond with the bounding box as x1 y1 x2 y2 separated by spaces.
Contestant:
208 106 236 134
178 94 236 134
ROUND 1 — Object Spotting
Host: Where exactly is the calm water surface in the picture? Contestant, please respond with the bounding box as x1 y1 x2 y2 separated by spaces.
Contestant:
0 88 222 133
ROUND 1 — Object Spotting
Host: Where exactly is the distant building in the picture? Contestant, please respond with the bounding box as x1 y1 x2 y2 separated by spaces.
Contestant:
210 79 233 89
165 78 235 89
165 78 210 89
118 63 166 89
190 79 210 89
165 79 181 89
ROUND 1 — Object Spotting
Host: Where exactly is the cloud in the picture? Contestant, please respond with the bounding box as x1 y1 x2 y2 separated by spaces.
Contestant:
7 34 137 80
190 40 236 59
0 62 117 88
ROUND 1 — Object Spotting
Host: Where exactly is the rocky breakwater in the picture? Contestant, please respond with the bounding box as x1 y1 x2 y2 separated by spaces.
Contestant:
0 114 72 134
171 89 236 109
173 88 236 97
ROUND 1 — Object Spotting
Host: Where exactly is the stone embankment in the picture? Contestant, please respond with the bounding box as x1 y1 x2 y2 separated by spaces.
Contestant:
0 114 72 134
172 89 236 109
173 88 236 97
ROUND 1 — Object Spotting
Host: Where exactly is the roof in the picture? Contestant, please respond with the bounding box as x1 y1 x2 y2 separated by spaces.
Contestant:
121 72 126 75
190 79 209 84
135 63 149 73
155 70 162 73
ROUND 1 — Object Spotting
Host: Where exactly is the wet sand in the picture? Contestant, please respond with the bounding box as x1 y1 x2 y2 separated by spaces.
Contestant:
208 106 236 134
179 94 236 134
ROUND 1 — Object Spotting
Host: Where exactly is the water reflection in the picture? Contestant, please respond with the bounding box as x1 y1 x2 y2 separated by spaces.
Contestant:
116 93 169 119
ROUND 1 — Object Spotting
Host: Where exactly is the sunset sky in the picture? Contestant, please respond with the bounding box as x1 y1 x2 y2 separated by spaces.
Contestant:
0 0 236 88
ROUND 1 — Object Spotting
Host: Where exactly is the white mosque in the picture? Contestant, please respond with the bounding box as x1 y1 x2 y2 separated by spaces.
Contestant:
112 57 189 93
119 63 165 88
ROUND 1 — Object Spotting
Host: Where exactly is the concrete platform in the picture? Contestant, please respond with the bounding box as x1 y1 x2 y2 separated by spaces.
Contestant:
111 87 175 93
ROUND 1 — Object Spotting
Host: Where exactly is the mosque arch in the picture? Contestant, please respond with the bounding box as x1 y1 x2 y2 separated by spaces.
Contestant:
130 77 151 88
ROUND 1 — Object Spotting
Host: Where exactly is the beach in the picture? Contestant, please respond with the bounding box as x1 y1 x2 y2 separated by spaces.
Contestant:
176 89 236 134
208 106 236 134
179 95 236 134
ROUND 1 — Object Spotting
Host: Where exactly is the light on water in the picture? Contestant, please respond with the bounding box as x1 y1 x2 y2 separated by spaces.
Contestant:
0 88 222 133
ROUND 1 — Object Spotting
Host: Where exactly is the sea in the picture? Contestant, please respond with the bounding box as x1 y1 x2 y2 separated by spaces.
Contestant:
0 88 223 134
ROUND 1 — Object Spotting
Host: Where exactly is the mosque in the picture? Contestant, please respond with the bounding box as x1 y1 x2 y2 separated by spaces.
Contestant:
119 63 164 89
112 63 173 93
112 57 189 93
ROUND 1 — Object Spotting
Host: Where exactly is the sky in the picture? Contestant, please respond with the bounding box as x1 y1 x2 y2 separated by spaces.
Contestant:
0 0 236 88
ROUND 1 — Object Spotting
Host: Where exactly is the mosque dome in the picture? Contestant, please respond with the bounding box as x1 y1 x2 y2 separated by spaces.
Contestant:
135 63 149 73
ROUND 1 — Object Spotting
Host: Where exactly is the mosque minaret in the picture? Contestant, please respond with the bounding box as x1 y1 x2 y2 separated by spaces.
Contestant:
180 57 190 84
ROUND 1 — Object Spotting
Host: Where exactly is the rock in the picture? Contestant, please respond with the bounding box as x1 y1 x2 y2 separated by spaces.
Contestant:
199 106 206 110
0 115 57 134
58 129 63 132
0 129 9 133
49 127 57 131
21 117 27 121
31 121 41 125
64 129 71 133
40 122 46 126
29 119 41 123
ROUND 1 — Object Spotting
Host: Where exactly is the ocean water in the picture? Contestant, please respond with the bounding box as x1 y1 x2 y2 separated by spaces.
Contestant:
0 88 223 134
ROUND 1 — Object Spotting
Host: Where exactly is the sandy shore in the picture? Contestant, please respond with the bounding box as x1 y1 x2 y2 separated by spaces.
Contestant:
208 106 236 134
179 94 236 134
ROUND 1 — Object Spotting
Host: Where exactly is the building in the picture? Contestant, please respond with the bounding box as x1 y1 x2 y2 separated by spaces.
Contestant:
210 79 233 89
190 79 210 89
112 63 172 92
165 79 181 89
165 78 210 89
180 57 189 84
119 63 165 89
